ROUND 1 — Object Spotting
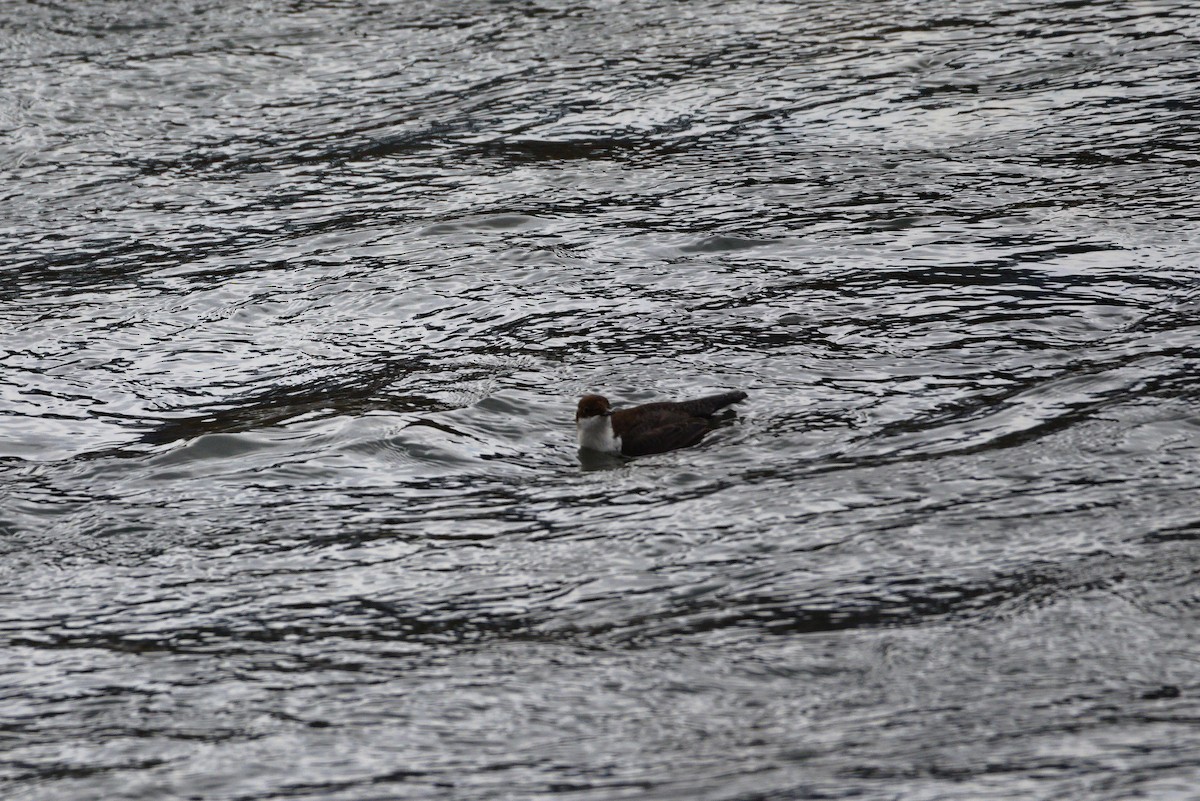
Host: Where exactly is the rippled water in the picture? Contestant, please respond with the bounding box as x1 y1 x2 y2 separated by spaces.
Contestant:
4 1 1200 798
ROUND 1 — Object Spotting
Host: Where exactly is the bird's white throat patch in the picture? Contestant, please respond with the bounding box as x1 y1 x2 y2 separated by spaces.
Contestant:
576 415 621 454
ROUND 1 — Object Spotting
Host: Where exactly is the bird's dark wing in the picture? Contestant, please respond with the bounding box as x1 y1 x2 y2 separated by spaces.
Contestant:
670 391 748 417
619 418 709 456
623 392 747 420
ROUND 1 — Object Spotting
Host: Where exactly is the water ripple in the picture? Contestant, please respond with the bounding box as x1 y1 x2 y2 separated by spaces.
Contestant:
4 1 1200 799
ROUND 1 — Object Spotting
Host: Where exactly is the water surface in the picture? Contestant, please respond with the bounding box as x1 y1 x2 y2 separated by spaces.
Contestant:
3 1 1200 799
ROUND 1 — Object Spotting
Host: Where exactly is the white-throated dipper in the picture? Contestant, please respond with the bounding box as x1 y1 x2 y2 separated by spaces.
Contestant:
575 391 747 456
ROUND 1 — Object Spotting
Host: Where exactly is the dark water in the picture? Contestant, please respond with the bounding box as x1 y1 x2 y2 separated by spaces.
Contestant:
3 1 1200 798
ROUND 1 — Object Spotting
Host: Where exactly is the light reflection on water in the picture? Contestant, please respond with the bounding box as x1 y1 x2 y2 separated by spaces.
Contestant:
3 1 1200 798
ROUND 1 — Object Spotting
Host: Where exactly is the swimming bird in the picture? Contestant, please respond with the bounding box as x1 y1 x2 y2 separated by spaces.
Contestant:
575 391 747 456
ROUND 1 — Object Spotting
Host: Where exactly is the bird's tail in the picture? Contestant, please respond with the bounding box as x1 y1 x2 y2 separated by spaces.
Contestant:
676 391 748 417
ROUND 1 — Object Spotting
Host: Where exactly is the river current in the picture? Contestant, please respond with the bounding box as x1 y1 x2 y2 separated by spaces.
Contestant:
3 1 1199 799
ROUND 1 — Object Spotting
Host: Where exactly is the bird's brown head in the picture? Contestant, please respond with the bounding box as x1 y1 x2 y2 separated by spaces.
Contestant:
576 394 612 420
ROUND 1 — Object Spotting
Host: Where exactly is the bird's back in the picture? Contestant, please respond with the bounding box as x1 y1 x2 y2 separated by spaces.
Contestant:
609 391 747 456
